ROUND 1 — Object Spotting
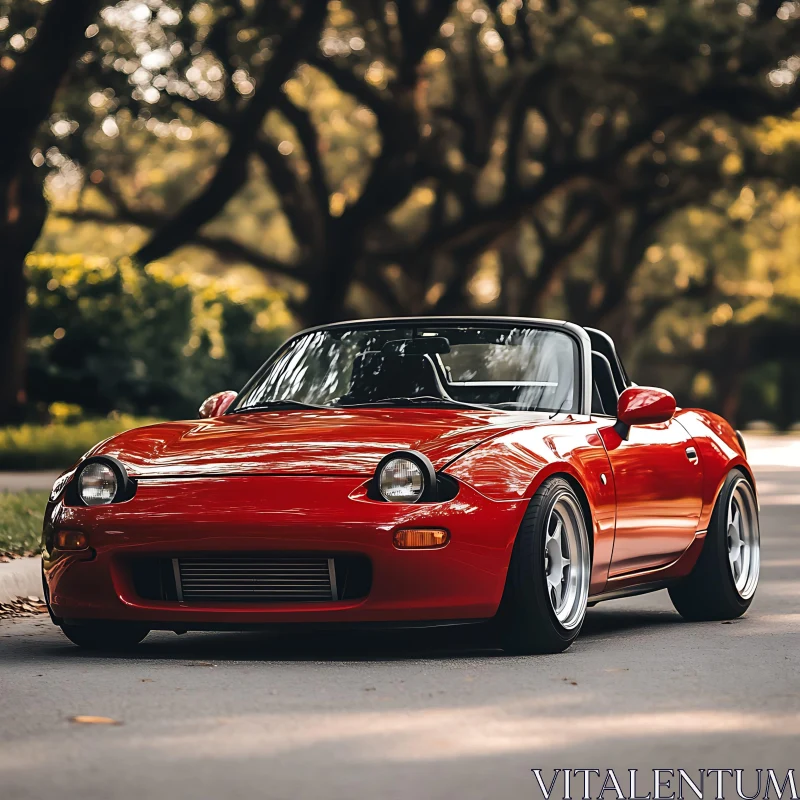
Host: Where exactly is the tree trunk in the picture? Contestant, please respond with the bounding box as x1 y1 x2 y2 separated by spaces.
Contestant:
715 338 749 428
0 168 47 421
0 0 102 422
302 246 358 325
0 158 48 422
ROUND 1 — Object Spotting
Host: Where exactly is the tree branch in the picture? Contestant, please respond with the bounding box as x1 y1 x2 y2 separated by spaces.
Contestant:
253 134 324 260
277 95 329 216
0 0 102 185
54 208 304 280
193 233 308 280
134 0 327 266
308 53 396 129
522 194 607 313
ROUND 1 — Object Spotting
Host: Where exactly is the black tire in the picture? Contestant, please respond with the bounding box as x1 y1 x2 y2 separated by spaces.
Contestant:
669 468 760 621
60 622 150 651
496 477 591 654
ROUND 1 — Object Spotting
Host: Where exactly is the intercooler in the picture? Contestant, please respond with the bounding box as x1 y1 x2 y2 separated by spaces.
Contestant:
173 556 338 603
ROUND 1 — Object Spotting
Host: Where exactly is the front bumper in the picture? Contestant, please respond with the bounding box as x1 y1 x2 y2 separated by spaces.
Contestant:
43 475 527 627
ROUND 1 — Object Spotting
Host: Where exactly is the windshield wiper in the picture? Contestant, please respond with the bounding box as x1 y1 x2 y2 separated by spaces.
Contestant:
233 400 328 413
339 395 491 411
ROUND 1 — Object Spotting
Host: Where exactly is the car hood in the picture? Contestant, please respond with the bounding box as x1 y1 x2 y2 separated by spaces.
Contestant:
91 408 547 478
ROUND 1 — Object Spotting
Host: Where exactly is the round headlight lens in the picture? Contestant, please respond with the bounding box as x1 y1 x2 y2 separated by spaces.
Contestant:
78 463 118 506
379 457 424 502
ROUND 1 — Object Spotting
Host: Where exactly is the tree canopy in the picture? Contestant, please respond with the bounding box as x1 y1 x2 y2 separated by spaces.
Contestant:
2 0 800 424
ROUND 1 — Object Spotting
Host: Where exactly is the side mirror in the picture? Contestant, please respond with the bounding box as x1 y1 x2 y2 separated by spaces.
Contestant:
199 390 238 419
614 386 676 439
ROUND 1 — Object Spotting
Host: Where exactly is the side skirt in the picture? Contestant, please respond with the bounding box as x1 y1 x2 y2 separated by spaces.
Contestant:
590 530 707 604
59 618 491 633
587 580 674 606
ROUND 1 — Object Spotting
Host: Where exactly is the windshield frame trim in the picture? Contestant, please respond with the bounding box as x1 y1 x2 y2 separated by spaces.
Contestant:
230 316 592 416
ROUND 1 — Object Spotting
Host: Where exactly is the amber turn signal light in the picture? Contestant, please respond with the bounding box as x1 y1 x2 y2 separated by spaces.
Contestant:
56 531 89 551
393 528 449 549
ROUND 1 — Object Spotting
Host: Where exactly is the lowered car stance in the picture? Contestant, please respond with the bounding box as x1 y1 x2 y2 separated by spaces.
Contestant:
42 317 760 654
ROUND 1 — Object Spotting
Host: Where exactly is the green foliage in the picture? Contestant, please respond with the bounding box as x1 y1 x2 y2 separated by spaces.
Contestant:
0 415 159 470
37 0 800 325
25 254 290 420
0 491 49 558
623 183 800 424
7 0 800 428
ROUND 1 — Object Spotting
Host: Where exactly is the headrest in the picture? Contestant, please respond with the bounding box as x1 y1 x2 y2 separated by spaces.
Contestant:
346 352 448 403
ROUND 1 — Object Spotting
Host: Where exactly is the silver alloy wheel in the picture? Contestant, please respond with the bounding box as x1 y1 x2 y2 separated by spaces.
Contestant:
543 492 590 630
727 477 760 600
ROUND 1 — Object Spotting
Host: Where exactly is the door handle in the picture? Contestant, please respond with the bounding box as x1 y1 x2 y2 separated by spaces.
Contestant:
685 446 699 465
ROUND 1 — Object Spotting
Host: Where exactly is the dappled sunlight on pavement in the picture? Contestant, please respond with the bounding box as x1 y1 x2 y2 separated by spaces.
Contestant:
1 446 798 799
743 434 800 468
1 704 799 769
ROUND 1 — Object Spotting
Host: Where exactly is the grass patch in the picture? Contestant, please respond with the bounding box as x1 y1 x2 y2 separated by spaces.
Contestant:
0 490 49 558
0 415 159 471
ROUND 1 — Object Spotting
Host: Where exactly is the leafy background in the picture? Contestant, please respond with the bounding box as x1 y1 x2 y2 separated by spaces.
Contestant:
1 0 799 431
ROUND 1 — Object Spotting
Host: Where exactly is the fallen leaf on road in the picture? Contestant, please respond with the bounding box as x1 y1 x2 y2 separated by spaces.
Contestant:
0 598 48 618
69 716 122 725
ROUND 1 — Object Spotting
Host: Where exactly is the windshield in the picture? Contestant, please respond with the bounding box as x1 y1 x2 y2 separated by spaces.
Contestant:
234 323 580 413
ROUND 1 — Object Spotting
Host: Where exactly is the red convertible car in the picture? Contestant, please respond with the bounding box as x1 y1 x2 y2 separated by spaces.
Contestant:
42 317 760 654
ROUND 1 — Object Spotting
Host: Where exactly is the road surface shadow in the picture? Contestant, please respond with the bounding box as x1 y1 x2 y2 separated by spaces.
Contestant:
581 605 682 638
41 606 683 662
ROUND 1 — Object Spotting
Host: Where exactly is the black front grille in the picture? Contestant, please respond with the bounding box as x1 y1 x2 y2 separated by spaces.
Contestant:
178 556 334 602
130 554 372 604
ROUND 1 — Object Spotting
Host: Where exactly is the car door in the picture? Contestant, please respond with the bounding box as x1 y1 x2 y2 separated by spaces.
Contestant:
600 419 703 577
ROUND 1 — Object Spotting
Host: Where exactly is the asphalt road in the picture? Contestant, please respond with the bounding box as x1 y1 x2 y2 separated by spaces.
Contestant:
1 465 798 800
0 471 58 491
